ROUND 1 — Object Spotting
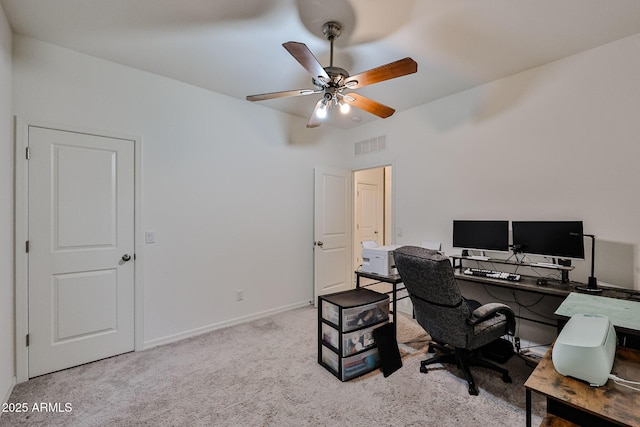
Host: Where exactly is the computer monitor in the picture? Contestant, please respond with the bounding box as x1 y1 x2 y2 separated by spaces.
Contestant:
452 220 510 252
511 221 585 260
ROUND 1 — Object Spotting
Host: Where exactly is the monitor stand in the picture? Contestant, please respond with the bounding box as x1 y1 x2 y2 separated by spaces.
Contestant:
467 250 490 261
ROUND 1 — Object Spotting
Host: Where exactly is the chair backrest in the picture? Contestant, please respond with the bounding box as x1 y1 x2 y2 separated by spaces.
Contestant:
394 246 471 347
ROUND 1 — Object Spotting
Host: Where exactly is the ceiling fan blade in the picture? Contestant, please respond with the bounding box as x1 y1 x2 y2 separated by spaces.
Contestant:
306 99 324 128
345 57 417 89
343 93 395 118
246 89 321 102
283 41 330 82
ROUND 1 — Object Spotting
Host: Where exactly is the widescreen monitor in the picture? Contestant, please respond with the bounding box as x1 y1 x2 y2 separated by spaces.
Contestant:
511 221 585 260
452 220 510 252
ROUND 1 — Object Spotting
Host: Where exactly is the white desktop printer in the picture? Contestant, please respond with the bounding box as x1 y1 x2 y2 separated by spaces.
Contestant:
361 241 400 276
552 313 617 386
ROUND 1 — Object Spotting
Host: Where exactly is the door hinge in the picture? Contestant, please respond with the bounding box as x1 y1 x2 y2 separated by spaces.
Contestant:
26 147 30 160
26 334 29 347
25 240 29 253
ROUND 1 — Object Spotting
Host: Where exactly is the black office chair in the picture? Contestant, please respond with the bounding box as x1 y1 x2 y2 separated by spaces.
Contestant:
394 246 515 395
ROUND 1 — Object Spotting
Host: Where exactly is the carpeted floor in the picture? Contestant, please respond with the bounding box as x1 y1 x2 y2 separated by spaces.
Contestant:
1 306 544 426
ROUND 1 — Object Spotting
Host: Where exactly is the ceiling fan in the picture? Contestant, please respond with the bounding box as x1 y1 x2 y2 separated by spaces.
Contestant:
246 21 418 128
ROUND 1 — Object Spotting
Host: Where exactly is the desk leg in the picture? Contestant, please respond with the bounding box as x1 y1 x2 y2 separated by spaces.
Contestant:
356 274 360 289
525 389 531 427
392 283 397 337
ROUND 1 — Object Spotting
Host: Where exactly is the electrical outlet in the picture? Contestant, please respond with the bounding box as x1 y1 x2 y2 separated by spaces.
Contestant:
236 289 244 301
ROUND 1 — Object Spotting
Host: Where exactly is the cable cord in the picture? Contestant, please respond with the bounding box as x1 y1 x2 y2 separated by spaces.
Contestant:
530 266 562 280
481 284 517 304
520 342 552 351
609 374 640 392
511 290 558 321
512 290 545 308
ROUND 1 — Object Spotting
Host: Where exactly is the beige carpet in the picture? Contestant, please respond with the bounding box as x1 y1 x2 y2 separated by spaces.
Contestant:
1 306 544 426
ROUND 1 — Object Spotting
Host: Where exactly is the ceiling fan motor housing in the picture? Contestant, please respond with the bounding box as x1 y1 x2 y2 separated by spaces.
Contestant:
322 21 342 41
321 66 349 84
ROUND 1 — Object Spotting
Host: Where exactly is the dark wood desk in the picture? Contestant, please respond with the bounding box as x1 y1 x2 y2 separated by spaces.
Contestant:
455 269 640 349
452 256 640 302
454 271 573 298
354 270 407 337
455 271 640 301
525 345 640 427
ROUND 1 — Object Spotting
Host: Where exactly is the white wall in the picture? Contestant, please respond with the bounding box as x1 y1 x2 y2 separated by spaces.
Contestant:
12 35 349 347
0 2 13 405
347 33 640 291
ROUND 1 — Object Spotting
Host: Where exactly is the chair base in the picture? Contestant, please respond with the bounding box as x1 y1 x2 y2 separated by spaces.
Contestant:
420 342 512 395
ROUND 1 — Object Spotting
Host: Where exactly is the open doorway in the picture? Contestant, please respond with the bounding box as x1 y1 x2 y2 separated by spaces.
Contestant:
353 165 392 272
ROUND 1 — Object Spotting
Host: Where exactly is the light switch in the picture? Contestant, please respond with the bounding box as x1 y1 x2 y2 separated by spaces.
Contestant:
145 231 155 244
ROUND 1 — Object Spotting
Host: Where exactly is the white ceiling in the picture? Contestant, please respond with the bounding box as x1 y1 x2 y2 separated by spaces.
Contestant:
2 0 640 129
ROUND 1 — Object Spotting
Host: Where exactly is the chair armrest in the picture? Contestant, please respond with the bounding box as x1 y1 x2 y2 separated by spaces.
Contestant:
468 303 516 335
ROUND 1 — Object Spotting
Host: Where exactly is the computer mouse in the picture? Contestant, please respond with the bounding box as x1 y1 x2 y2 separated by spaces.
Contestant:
536 278 548 286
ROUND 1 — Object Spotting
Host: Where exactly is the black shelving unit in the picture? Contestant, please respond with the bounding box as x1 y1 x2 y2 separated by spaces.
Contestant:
318 288 389 381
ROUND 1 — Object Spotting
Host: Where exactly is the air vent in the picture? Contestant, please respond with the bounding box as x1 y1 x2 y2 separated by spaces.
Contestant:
354 135 387 156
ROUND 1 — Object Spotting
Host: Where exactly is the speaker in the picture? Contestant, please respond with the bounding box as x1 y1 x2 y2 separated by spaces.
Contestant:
558 259 572 283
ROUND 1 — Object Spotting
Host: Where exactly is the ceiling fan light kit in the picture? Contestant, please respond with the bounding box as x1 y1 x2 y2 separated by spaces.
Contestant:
246 21 417 128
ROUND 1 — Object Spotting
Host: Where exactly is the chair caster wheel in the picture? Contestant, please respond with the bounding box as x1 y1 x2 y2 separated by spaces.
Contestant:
420 365 428 374
502 373 512 383
468 385 479 396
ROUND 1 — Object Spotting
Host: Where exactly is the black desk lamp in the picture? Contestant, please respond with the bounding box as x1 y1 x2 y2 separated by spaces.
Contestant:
572 233 602 293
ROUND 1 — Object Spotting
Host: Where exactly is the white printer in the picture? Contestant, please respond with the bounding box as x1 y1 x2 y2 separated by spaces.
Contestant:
361 241 400 276
552 313 617 386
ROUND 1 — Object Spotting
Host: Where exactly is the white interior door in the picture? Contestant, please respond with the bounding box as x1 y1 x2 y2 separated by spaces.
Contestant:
357 182 381 245
28 126 135 377
355 182 381 269
314 166 353 303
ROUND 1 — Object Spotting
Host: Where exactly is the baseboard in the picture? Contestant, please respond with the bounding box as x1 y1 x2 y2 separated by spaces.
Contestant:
143 301 311 350
0 376 17 419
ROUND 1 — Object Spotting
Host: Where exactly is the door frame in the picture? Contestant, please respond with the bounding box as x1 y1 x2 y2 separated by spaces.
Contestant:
353 167 386 271
14 117 144 383
351 161 397 281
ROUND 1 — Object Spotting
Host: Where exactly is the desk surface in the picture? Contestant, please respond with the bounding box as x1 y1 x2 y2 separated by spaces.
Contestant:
455 270 640 301
555 292 640 334
525 345 640 426
454 271 573 297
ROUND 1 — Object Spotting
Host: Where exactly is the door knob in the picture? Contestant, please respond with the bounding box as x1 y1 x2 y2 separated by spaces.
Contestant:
121 254 132 262
316 241 324 247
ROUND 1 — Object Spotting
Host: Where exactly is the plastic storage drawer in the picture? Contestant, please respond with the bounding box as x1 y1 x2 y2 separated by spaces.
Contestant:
318 288 390 381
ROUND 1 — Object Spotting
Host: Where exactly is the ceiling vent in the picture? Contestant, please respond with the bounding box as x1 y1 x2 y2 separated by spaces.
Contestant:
355 135 386 156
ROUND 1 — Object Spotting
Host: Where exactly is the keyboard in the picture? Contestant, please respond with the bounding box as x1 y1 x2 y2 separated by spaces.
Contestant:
463 268 521 282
